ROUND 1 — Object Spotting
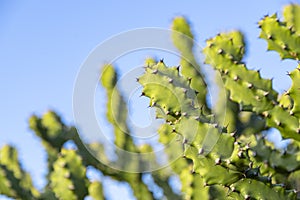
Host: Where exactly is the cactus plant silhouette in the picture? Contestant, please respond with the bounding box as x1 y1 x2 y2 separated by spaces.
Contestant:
1 4 300 200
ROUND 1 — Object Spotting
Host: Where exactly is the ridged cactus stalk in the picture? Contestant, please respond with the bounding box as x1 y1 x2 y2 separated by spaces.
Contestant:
1 4 300 200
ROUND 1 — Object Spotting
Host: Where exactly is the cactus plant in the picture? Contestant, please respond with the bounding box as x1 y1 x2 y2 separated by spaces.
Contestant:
1 3 300 200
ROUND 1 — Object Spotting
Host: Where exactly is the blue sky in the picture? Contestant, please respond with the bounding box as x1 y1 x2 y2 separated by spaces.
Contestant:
1 1 299 199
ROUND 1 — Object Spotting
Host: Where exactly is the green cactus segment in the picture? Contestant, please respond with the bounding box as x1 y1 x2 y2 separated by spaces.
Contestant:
139 60 200 121
183 125 245 186
101 65 163 199
29 111 73 180
29 111 70 150
259 12 300 60
264 106 300 141
158 123 231 200
203 31 278 113
202 30 300 140
50 148 88 200
283 4 300 36
225 72 276 113
204 31 245 66
192 155 241 185
100 64 136 152
287 66 300 118
88 181 104 200
0 145 39 199
0 167 12 197
287 170 300 195
251 136 300 173
230 178 296 200
182 171 230 200
171 17 208 109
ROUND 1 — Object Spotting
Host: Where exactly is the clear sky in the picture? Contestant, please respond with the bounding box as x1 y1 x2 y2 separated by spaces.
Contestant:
1 1 299 199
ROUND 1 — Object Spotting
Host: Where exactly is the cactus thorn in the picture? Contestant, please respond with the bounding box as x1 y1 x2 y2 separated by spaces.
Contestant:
183 138 188 144
245 142 251 149
282 44 288 50
215 158 221 165
159 58 164 63
267 34 273 40
198 148 204 155
151 101 156 107
168 78 173 83
247 83 253 89
217 49 224 54
263 91 269 96
230 130 237 137
284 90 290 95
224 123 229 129
140 92 145 97
275 119 281 126
152 69 158 74
249 162 253 168
238 151 243 158
230 185 236 192
262 111 269 117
